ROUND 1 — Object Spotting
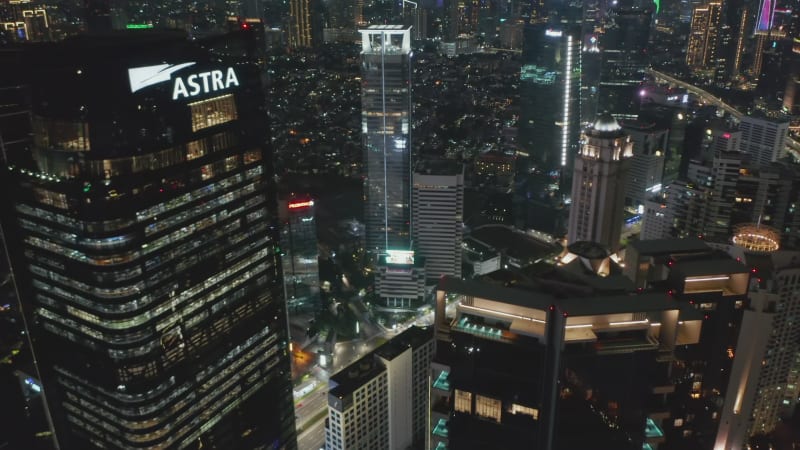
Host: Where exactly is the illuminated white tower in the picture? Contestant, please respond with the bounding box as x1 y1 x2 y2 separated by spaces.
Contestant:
360 25 413 256
567 114 633 252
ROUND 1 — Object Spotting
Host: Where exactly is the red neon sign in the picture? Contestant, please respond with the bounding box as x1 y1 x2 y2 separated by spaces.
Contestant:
288 200 314 209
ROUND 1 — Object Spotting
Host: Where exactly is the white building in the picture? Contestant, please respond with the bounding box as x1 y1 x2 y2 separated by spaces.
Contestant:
739 114 790 166
567 114 633 252
412 160 464 283
325 326 434 450
620 120 667 210
715 250 800 449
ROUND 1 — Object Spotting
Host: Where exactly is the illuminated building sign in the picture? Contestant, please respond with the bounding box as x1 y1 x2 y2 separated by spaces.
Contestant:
385 249 414 265
545 29 563 37
128 63 240 100
288 200 314 209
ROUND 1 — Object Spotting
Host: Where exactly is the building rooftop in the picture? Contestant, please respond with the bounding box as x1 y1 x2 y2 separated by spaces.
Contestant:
438 276 700 318
329 326 432 399
629 237 710 256
329 354 386 399
470 225 562 263
374 326 433 361
414 158 464 176
671 258 750 277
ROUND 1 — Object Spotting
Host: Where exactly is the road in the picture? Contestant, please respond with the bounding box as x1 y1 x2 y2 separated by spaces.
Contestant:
646 68 743 120
297 419 326 450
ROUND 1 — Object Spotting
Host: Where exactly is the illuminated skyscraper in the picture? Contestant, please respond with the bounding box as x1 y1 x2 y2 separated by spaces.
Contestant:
567 115 633 252
289 0 313 47
0 31 296 449
519 22 581 182
685 2 723 73
360 25 413 256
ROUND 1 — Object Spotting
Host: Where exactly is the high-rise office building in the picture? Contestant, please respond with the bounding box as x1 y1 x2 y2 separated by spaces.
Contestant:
360 25 413 256
620 120 667 210
567 114 633 252
0 31 296 449
412 160 464 283
738 113 790 166
715 246 800 449
597 7 652 118
686 2 723 74
289 0 313 48
520 22 581 182
325 326 434 450
280 195 320 313
431 272 705 450
623 239 751 449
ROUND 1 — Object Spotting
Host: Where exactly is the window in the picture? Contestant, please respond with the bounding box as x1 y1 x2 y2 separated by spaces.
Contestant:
475 395 501 423
33 187 69 209
510 403 538 419
454 389 472 414
189 95 237 132
33 116 90 151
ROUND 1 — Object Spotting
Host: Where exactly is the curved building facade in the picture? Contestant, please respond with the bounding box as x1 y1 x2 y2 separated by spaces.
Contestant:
1 31 296 449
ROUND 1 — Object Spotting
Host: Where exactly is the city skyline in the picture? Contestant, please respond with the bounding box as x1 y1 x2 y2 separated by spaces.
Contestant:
2 1 800 450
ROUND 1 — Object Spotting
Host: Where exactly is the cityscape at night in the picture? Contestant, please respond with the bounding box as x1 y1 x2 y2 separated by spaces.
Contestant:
2 0 800 449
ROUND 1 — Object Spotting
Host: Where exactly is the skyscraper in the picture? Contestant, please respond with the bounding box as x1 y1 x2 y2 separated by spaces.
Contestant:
567 114 633 252
597 7 652 119
715 248 800 449
360 25 413 256
685 2 723 74
289 0 313 48
280 195 320 313
738 113 790 166
431 273 704 450
0 31 296 449
412 160 464 283
519 22 581 184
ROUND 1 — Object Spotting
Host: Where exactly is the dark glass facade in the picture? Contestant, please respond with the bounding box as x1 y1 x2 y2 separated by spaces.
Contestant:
280 195 320 313
520 22 581 184
0 31 296 449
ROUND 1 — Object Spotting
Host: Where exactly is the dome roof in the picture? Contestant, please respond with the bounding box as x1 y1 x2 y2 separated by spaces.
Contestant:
592 113 621 132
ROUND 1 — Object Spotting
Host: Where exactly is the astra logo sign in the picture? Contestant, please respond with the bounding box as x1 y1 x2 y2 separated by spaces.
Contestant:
127 63 240 100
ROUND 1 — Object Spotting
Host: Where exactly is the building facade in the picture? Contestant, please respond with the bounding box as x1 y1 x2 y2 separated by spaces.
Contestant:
432 273 705 450
567 114 633 252
280 195 320 313
412 160 464 283
738 113 790 166
325 326 434 450
686 2 723 74
360 25 413 256
0 32 296 449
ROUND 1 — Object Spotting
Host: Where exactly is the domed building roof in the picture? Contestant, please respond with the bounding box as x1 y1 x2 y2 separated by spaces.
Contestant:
592 113 621 132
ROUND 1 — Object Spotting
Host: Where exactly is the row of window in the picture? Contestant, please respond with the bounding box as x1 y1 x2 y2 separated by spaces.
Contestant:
136 164 262 223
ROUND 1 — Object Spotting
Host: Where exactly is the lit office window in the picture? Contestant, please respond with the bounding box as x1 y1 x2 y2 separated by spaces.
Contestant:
454 389 472 414
189 95 237 132
475 395 501 423
510 403 538 419
33 116 90 151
